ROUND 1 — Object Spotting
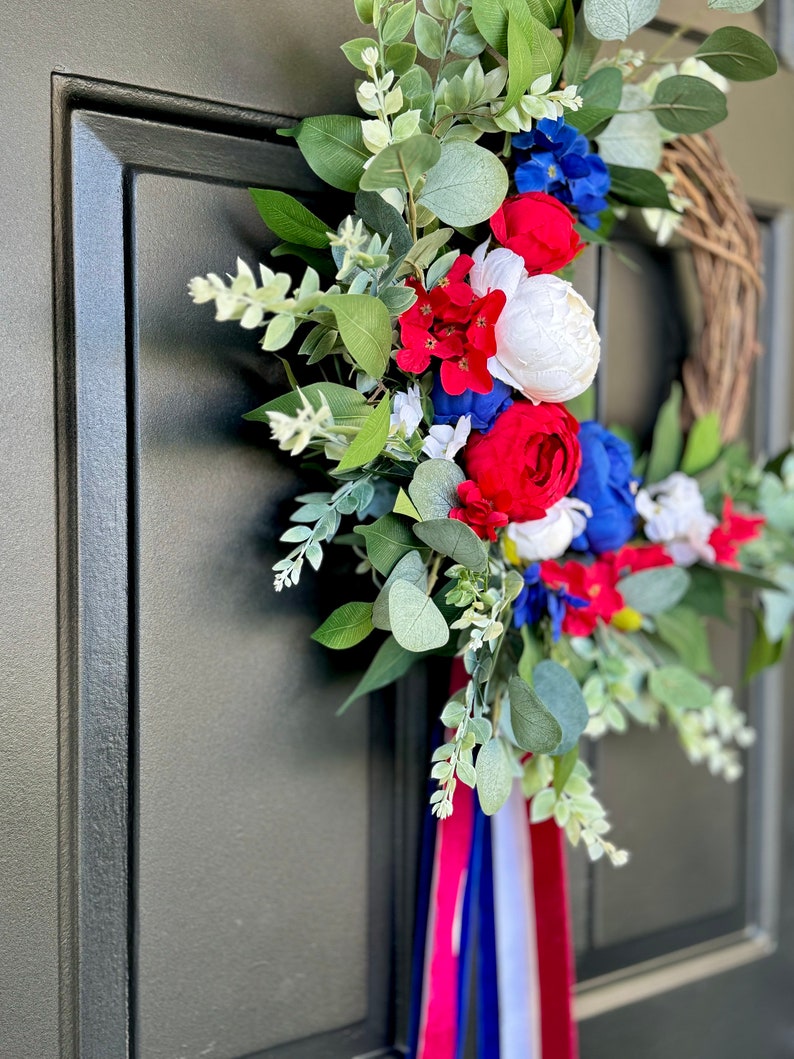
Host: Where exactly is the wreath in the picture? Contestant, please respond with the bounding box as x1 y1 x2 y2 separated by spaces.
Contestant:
190 0 787 1050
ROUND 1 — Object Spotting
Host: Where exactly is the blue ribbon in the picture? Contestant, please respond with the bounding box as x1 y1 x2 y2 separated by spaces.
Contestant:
477 812 500 1059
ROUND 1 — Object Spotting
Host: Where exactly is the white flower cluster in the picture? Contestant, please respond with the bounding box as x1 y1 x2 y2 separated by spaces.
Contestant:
636 472 717 565
358 46 421 156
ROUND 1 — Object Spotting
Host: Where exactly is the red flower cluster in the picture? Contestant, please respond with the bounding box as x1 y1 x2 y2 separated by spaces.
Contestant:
464 400 581 521
708 497 765 568
395 255 506 395
540 544 674 636
490 192 582 276
450 479 510 542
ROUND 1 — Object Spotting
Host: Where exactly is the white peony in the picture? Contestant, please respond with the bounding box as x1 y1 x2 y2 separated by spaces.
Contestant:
506 498 591 562
635 472 717 565
469 244 600 404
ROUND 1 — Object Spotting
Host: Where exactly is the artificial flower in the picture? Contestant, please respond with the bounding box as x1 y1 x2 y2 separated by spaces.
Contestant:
464 400 581 522
422 417 472 461
571 422 638 554
490 192 582 276
390 384 423 437
395 256 506 395
708 496 765 568
450 478 510 541
513 562 588 640
506 498 591 563
512 118 611 230
431 374 513 431
469 244 600 404
635 472 718 565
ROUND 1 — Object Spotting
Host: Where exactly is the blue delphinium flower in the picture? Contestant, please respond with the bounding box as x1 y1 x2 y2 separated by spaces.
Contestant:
513 563 587 641
513 118 611 230
571 421 638 554
431 374 513 432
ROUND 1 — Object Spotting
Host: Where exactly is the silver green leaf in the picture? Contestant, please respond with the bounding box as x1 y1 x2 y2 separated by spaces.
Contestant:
413 518 489 571
372 550 429 629
617 566 691 615
388 579 450 651
695 27 777 82
359 134 442 192
583 0 659 41
509 675 563 753
408 458 466 520
533 659 589 755
650 75 728 134
417 141 508 227
476 738 514 815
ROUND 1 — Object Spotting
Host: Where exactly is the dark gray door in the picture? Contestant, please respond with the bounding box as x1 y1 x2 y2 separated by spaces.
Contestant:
1 3 793 1059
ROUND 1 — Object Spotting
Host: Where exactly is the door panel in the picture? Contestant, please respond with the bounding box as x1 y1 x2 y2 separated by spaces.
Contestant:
53 82 427 1059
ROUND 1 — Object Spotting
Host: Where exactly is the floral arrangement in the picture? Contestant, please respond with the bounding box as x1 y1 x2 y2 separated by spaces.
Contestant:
189 0 785 871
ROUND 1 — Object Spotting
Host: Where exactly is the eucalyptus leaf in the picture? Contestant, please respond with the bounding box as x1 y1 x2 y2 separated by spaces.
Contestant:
388 580 450 651
408 458 466 520
682 564 727 621
372 550 428 629
354 514 420 575
595 86 664 169
565 67 622 134
760 564 794 643
249 189 330 249
476 738 514 815
311 602 374 649
617 567 691 615
509 675 563 753
278 115 368 192
322 294 392 378
707 0 764 15
648 665 712 709
533 659 589 755
583 0 660 40
418 141 508 227
651 75 728 134
246 382 371 428
359 134 442 192
337 635 424 713
413 518 489 571
696 26 777 81
336 394 391 471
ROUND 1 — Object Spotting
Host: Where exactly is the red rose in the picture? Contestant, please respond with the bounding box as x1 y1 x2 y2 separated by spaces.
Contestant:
490 192 582 276
464 401 581 521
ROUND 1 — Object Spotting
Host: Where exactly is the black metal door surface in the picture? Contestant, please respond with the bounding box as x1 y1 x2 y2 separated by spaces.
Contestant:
1 2 793 1058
